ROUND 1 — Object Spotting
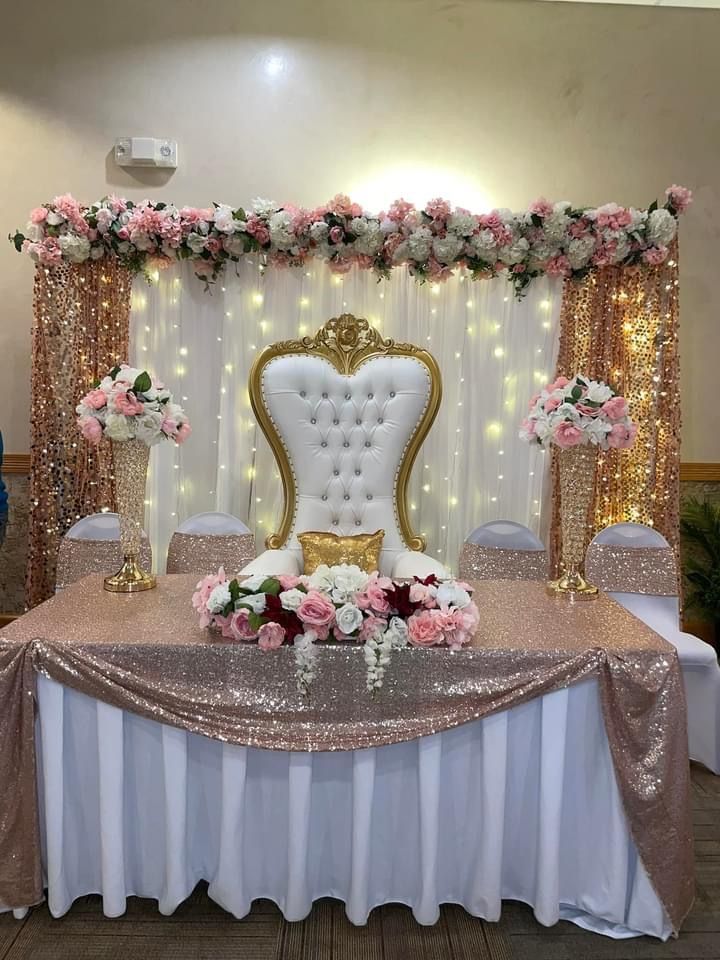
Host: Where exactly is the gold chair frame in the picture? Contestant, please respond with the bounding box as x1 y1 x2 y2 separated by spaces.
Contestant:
248 314 442 552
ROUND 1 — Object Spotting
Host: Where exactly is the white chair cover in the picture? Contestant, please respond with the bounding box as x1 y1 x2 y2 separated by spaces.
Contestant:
588 522 720 773
166 513 256 576
459 522 547 582
55 513 152 592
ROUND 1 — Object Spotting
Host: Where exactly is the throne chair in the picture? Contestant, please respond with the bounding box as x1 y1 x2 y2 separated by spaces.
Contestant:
241 314 449 579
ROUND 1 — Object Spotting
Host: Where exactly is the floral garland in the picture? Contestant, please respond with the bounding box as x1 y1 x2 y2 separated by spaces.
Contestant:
192 564 480 694
10 185 691 297
519 375 637 450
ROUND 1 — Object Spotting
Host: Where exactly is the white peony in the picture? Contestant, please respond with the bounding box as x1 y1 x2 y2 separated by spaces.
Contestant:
268 210 295 249
213 204 237 234
104 413 133 442
134 411 164 446
280 588 306 611
469 229 498 261
95 207 115 234
567 236 595 270
627 207 647 236
436 581 471 609
349 217 368 236
90 244 105 260
447 212 477 235
499 237 529 264
207 583 231 613
240 593 267 614
406 227 433 262
25 222 44 242
584 380 613 404
647 208 677 247
307 564 335 593
532 412 554 442
586 418 612 445
223 235 246 258
58 234 91 263
309 221 329 243
251 197 277 216
354 224 383 256
432 234 464 263
542 212 569 244
335 602 364 635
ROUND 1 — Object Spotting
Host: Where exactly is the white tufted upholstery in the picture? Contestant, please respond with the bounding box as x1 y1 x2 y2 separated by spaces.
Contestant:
243 353 447 578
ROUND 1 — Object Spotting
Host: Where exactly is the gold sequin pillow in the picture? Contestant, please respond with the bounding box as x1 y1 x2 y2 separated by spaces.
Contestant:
297 530 385 575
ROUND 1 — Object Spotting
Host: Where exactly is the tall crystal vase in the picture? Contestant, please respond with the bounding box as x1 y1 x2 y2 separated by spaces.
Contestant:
104 439 156 593
548 443 599 599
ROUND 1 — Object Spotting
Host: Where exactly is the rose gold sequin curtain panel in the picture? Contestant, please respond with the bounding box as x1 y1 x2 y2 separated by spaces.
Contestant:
549 245 681 574
26 262 131 606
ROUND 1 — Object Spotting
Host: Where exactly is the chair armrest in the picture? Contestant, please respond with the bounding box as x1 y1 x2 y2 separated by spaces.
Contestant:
239 549 300 576
391 550 450 580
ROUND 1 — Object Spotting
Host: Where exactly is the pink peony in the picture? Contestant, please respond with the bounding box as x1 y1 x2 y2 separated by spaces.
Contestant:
407 609 444 647
279 574 302 590
545 254 571 278
665 185 692 214
642 246 668 266
408 582 437 607
553 422 584 449
359 614 387 643
258 621 286 651
548 376 570 391
161 417 178 437
601 396 629 420
328 194 355 217
329 225 344 244
175 422 192 444
607 422 638 449
113 391 144 416
230 608 258 641
529 198 554 219
425 198 451 221
30 207 48 224
544 395 562 413
297 590 336 638
82 388 108 410
78 416 102 444
192 568 227 627
388 198 415 223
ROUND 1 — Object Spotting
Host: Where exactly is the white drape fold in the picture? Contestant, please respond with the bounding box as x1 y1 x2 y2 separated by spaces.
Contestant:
130 263 561 570
35 675 669 940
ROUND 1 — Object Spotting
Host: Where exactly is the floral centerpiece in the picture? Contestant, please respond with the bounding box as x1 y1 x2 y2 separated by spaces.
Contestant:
76 364 190 593
520 375 637 598
192 564 480 694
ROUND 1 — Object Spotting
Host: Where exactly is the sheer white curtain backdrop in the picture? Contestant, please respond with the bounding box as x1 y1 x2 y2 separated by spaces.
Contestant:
130 262 561 572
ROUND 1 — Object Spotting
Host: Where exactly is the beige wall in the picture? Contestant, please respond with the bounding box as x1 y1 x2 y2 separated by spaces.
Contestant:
1 0 718 457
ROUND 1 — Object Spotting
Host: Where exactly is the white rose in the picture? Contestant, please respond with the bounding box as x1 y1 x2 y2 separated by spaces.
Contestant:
406 227 433 261
309 221 329 243
469 229 497 261
556 402 581 421
95 208 115 234
647 208 677 247
436 581 471 609
223 235 246 258
585 418 612 445
335 602 364 636
543 212 569 244
354 225 383 256
25 222 44 242
134 411 164 446
447 212 477 234
280 588 306 611
104 413 133 442
330 564 369 600
432 235 464 263
46 211 63 226
213 205 237 234
240 573 270 591
240 593 267 614
499 237 529 264
58 234 91 263
207 583 231 613
269 210 294 249
567 236 595 270
308 564 335 593
385 616 409 648
349 217 367 236
584 380 613 404
251 197 277 216
532 412 553 443
186 233 208 254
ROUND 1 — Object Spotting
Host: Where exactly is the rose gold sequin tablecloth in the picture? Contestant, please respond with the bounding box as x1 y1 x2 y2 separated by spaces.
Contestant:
0 575 693 931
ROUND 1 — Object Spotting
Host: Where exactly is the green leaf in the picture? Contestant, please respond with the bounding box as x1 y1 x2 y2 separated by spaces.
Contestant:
234 207 246 221
109 365 121 379
648 200 658 214
10 230 26 252
247 611 266 632
229 579 241 604
571 385 583 400
133 371 152 394
258 577 281 596
530 213 543 228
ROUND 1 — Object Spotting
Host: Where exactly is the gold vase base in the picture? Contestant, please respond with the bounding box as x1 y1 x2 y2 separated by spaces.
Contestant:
104 557 157 593
546 572 599 601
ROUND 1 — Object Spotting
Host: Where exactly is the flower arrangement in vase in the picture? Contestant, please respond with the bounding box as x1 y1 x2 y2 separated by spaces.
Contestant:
76 364 190 592
520 375 637 598
192 564 480 695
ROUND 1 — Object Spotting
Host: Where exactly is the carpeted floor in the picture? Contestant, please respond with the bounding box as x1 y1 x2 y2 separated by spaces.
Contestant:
1 764 717 960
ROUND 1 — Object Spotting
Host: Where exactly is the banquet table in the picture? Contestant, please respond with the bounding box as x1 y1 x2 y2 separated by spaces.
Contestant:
0 575 694 940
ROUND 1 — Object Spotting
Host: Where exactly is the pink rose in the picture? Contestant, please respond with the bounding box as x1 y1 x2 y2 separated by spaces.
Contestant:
575 403 598 416
544 395 562 413
113 391 144 416
175 422 192 444
81 388 108 410
425 198 451 221
192 568 227 627
545 254 571 278
214 613 235 639
601 396 629 420
607 422 638 449
30 207 48 224
529 198 554 219
407 609 444 647
329 225 344 244
363 582 391 615
665 185 692 214
78 416 102 444
161 417 178 437
520 417 536 437
230 608 258 641
553 422 584 449
549 376 570 391
409 582 436 607
297 590 336 638
258 621 286 651
642 246 668 267
279 574 302 590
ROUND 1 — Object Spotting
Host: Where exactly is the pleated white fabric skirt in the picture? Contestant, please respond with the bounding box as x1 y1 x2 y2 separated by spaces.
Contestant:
33 674 670 939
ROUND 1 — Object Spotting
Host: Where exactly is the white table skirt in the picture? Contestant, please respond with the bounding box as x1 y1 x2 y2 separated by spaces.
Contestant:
28 673 670 940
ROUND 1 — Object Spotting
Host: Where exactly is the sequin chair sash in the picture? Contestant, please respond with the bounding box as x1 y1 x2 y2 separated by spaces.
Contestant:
459 542 548 581
56 535 152 591
585 544 678 596
166 532 257 576
459 520 547 581
587 522 720 774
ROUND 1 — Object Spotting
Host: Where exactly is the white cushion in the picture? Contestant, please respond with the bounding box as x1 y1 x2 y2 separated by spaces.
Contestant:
239 549 300 577
391 551 450 580
261 353 431 574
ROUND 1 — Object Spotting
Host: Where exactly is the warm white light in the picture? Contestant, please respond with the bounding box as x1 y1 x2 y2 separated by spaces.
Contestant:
493 347 504 358
179 346 188 356
263 54 286 77
539 299 551 312
252 292 264 306
299 297 309 307
466 300 473 309
431 284 440 296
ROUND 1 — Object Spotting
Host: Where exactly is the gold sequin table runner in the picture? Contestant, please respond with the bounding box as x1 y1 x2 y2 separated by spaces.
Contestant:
0 575 693 931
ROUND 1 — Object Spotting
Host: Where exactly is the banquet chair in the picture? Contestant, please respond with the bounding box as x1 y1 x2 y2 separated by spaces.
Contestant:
459 520 548 581
166 511 256 575
586 522 720 773
240 314 449 579
55 512 152 591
